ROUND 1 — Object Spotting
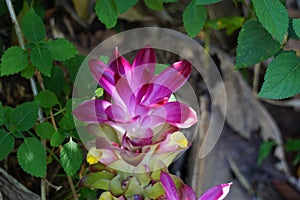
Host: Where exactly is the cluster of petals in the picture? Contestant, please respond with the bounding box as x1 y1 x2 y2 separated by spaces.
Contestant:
73 46 197 169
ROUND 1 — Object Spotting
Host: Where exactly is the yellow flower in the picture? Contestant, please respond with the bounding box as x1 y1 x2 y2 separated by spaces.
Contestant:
86 147 102 165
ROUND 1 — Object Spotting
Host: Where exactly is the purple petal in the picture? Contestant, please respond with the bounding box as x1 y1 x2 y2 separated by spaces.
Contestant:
105 104 129 123
198 183 232 200
132 46 156 71
152 60 191 93
136 83 172 106
160 171 179 200
128 46 156 91
155 102 197 128
73 100 110 123
108 47 131 75
89 59 115 95
180 184 197 200
112 76 135 111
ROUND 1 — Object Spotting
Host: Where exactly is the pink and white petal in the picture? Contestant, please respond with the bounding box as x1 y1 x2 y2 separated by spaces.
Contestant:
127 127 153 146
132 46 156 72
162 102 197 128
89 59 115 95
105 104 129 123
160 171 180 200
198 183 232 200
152 60 191 93
112 76 136 110
136 83 172 107
127 64 156 92
180 184 197 200
73 100 111 123
108 48 131 75
128 46 156 91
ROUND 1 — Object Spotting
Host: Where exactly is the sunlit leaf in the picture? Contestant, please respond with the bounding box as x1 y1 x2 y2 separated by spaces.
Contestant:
257 141 275 165
60 138 83 176
95 0 118 28
0 46 28 76
46 38 77 61
17 137 46 177
252 0 288 42
259 52 300 99
236 20 280 68
10 102 39 131
21 9 46 42
30 46 53 77
183 1 206 37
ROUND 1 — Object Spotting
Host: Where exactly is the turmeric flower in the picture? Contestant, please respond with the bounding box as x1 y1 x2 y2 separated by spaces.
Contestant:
73 46 197 171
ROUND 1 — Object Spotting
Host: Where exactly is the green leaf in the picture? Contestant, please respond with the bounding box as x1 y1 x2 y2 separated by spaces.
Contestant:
17 137 46 177
163 0 178 2
21 9 46 42
50 131 65 147
43 66 65 96
183 1 207 37
205 16 245 35
144 0 163 10
60 138 83 176
0 130 14 160
1 46 29 76
285 139 300 152
34 90 59 108
30 46 53 76
252 0 288 42
196 0 222 5
95 87 104 97
21 64 35 79
65 54 85 83
46 38 77 61
257 141 275 165
259 52 300 99
288 18 300 40
235 20 281 68
36 122 55 140
292 18 300 38
58 113 75 131
10 102 39 131
0 102 5 126
95 0 118 29
155 63 168 74
1 106 13 126
114 0 138 13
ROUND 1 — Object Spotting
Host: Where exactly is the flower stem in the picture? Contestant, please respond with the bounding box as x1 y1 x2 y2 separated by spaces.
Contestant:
5 1 46 199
